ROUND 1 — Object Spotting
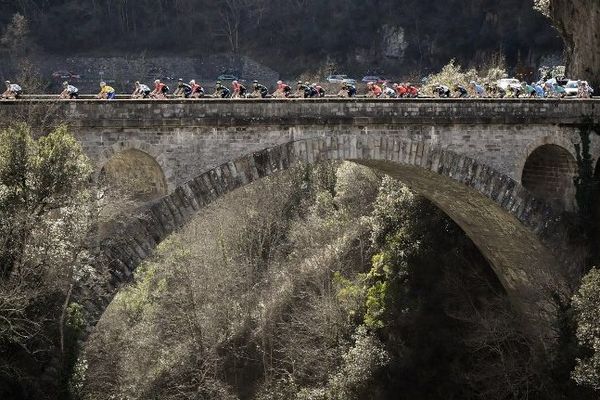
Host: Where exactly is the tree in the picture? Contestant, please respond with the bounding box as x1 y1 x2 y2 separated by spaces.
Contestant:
572 267 600 390
0 123 94 398
0 13 42 91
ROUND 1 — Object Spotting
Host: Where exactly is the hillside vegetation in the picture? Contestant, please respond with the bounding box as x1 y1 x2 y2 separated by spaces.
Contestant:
0 0 562 77
76 163 596 400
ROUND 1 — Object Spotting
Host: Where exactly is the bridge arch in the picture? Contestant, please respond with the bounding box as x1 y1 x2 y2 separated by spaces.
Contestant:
521 144 577 212
88 135 573 343
99 148 168 202
515 135 577 182
96 140 174 191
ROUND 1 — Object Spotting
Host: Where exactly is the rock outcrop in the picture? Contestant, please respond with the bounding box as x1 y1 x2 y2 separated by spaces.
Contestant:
549 0 600 88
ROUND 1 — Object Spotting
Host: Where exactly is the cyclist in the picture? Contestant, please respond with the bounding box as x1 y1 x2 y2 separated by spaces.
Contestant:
295 81 310 98
506 85 522 98
151 79 169 99
577 81 593 98
366 82 382 97
189 80 205 98
60 81 79 99
312 83 325 97
173 78 193 98
533 82 545 98
338 83 356 97
2 80 22 99
213 81 231 98
231 80 247 98
454 84 468 98
381 83 396 98
522 82 536 97
273 80 292 98
251 80 269 98
433 84 450 98
470 81 486 97
394 83 407 97
98 81 116 99
492 84 507 98
553 83 566 98
132 81 151 98
406 84 419 98
406 82 419 99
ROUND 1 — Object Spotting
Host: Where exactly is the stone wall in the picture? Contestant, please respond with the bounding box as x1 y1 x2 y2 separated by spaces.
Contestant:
2 98 598 340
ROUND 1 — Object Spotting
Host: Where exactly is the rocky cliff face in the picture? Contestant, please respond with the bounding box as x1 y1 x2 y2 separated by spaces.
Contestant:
550 0 600 88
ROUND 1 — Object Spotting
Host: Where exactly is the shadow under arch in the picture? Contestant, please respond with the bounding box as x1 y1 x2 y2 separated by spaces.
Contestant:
89 137 573 343
521 144 577 212
97 148 169 237
99 148 168 201
95 140 174 191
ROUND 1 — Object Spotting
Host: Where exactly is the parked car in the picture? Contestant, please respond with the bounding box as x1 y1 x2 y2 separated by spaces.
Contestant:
326 74 357 85
217 74 245 83
52 70 81 80
496 78 521 90
361 75 387 84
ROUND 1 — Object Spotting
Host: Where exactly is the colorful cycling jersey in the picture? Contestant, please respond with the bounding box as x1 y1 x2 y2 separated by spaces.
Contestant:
232 82 246 94
139 84 151 92
473 83 485 95
155 82 167 93
347 85 357 97
66 85 78 94
100 85 115 94
534 85 545 97
455 86 468 96
371 85 382 96
383 87 395 97
179 83 192 96
524 84 536 94
191 83 203 94
254 83 269 97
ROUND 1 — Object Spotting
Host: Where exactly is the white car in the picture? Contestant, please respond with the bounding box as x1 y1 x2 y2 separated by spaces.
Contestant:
496 78 521 91
563 80 591 96
326 74 357 85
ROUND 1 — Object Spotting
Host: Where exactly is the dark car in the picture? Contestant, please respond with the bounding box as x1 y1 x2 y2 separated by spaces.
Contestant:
217 74 245 83
52 70 81 80
361 75 387 84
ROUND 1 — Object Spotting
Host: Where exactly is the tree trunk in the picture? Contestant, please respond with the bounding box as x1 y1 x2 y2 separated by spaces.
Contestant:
549 0 600 89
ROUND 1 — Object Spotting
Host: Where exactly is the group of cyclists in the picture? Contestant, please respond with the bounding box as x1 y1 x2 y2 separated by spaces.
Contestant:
0 76 595 100
432 80 594 99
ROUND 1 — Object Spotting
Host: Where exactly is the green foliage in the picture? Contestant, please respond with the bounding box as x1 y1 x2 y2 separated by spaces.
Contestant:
572 268 600 390
80 161 595 400
325 326 389 400
66 302 86 333
115 261 166 321
364 280 387 330
0 123 94 398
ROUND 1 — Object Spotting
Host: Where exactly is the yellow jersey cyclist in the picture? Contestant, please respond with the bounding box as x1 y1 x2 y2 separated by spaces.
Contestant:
98 81 116 99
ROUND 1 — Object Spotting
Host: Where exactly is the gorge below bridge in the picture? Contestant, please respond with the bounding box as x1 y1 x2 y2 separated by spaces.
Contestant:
4 98 600 343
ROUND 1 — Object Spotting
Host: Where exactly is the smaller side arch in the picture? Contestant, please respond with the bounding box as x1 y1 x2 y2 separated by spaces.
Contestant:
99 149 168 202
516 135 577 183
96 140 175 192
521 143 578 212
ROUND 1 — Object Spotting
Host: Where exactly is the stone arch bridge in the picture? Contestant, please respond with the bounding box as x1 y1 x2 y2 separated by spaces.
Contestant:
5 98 600 341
